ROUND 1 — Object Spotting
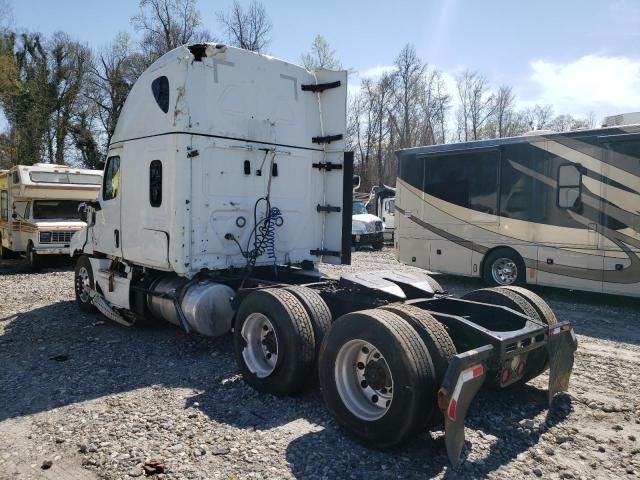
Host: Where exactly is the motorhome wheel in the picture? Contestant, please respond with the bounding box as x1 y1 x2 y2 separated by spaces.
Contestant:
482 249 526 286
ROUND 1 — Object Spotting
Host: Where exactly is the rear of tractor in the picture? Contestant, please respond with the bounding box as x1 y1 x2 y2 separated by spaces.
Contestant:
231 270 577 465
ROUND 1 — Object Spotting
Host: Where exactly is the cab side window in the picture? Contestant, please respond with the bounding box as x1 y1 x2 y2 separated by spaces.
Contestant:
149 160 162 207
103 156 121 201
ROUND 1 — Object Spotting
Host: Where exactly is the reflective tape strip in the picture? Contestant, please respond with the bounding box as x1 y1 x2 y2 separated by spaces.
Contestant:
448 364 484 421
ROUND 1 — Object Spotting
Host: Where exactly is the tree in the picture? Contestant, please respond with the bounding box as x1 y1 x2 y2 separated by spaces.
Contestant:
301 34 341 70
87 32 140 147
455 69 495 141
217 1 272 53
132 0 209 63
522 104 554 130
389 44 425 149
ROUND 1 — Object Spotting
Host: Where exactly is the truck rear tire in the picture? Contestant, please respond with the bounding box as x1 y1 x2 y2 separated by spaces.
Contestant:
462 287 545 385
74 255 97 313
380 304 456 427
318 308 437 449
283 286 332 358
482 248 526 287
26 242 40 271
501 285 557 379
234 288 316 396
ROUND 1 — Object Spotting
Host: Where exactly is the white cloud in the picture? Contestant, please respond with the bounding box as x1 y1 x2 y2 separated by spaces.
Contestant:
523 55 640 120
357 64 397 80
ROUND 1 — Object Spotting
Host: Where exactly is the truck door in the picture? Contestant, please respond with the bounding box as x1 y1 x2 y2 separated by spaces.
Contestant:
95 154 122 257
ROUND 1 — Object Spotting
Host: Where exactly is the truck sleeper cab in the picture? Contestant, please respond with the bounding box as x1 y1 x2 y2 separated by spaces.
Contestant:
71 43 577 466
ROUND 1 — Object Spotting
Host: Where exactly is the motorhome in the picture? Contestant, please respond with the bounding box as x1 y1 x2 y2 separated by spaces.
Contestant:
70 43 576 464
395 124 640 297
0 164 102 268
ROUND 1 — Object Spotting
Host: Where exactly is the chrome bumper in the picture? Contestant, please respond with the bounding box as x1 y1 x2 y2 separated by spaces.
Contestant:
33 245 71 255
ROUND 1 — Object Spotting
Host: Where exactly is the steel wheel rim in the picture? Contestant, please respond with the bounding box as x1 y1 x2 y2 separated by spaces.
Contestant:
241 313 279 378
491 257 518 285
76 266 91 302
334 339 394 421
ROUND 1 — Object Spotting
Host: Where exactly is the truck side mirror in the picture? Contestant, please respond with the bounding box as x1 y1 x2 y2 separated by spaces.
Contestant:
11 212 17 219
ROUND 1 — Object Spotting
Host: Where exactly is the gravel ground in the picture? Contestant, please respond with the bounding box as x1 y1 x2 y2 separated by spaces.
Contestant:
1 250 640 480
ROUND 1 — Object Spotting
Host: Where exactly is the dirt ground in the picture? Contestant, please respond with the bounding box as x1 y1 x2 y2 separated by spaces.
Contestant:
1 250 639 480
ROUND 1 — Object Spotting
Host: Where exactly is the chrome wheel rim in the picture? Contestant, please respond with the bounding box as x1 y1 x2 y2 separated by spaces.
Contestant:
334 340 394 421
241 313 279 378
77 266 91 302
491 258 518 285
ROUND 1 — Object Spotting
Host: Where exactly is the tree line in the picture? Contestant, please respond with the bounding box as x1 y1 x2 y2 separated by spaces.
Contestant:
0 0 594 188
348 44 594 190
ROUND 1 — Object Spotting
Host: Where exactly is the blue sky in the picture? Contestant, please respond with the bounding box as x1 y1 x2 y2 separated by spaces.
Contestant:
5 0 640 126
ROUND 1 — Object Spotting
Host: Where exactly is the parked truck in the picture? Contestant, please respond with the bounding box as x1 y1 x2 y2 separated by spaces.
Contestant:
0 164 102 268
70 43 577 465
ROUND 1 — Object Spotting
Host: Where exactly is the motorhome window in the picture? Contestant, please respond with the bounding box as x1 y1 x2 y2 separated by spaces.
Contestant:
423 150 499 214
398 156 425 191
606 139 640 176
30 171 102 184
103 156 121 201
12 171 19 184
149 160 162 207
67 173 102 185
557 164 582 210
13 200 29 219
33 200 81 220
151 76 170 113
1 190 7 220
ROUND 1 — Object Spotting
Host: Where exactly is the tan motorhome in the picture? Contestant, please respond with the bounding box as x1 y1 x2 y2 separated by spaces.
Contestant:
0 164 102 268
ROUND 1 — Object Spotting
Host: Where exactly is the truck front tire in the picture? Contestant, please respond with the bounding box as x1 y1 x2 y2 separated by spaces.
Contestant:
75 255 96 313
233 288 316 396
318 308 437 449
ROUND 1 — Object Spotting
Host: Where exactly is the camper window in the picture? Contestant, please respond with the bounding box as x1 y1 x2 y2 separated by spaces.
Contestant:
557 164 582 210
423 149 499 215
151 76 170 113
150 160 162 207
103 156 121 201
12 171 19 184
33 200 81 220
1 190 7 220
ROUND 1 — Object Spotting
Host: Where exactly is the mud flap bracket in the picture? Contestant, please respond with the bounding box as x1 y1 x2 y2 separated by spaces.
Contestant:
547 321 578 404
438 344 494 466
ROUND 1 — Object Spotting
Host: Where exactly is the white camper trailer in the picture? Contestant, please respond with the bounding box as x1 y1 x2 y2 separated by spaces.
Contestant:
0 164 101 268
71 43 576 465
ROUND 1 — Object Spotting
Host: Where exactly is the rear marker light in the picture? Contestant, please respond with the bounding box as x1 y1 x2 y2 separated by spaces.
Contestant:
472 365 484 378
501 368 510 384
517 362 525 376
448 399 457 421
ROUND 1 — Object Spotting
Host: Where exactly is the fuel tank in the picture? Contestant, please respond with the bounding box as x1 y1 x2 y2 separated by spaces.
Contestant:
147 275 234 337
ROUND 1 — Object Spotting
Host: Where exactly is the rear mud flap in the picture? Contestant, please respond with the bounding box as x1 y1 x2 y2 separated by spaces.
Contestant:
438 345 494 466
547 321 578 404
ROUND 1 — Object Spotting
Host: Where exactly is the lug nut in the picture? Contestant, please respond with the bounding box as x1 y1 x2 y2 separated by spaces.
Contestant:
263 325 269 331
373 352 380 359
362 346 369 354
357 362 365 370
360 380 367 388
380 387 387 394
266 353 272 359
371 395 379 403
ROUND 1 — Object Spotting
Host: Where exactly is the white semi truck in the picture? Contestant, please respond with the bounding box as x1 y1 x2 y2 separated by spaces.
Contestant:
71 43 577 465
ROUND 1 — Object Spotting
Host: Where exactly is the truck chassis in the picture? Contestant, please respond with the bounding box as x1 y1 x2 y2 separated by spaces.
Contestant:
74 258 577 466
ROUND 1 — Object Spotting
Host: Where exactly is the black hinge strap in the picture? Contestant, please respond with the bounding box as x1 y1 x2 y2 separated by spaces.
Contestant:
310 249 341 257
312 134 343 144
301 81 341 93
312 162 343 171
316 204 341 213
